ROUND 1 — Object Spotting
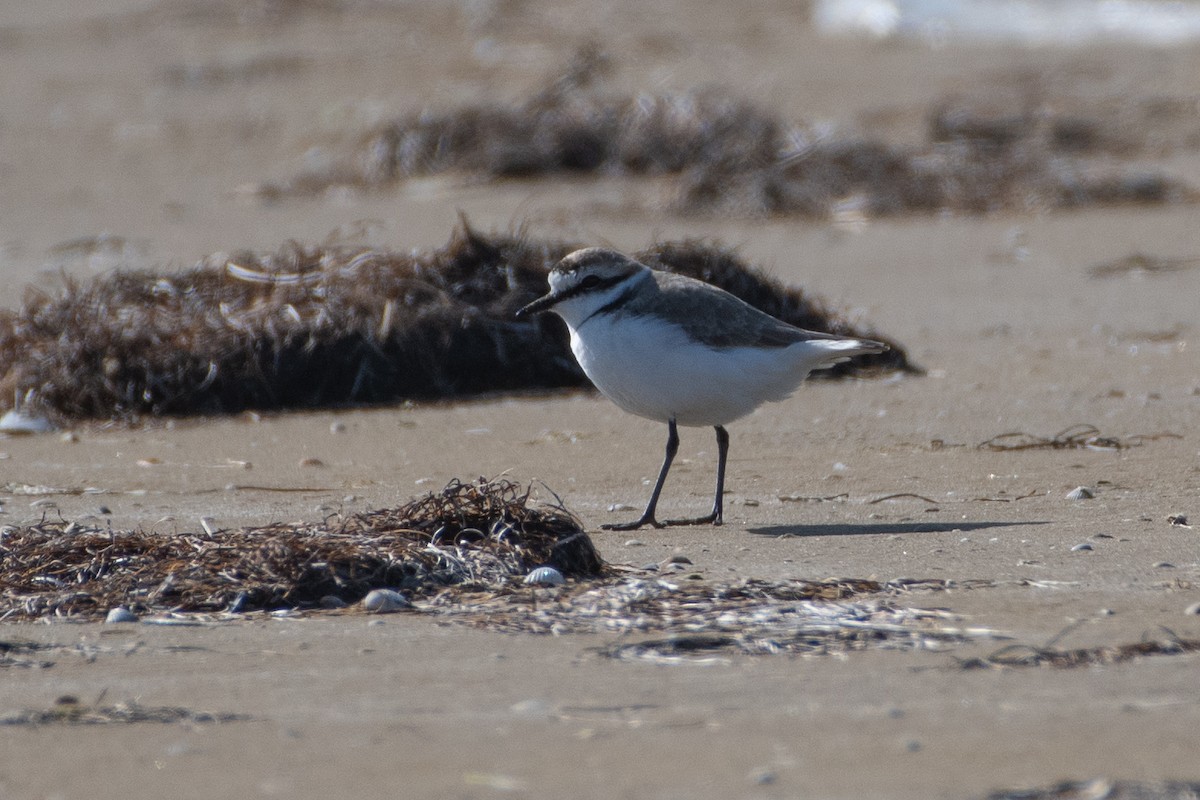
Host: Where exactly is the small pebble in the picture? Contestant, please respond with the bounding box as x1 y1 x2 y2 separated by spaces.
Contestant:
1153 561 1175 569
1066 486 1095 500
104 607 138 624
624 539 645 547
299 457 325 468
741 499 760 507
523 566 565 586
1099 608 1115 616
607 503 635 513
362 588 410 613
1071 543 1094 552
319 595 348 609
1184 602 1200 616
60 431 79 443
329 421 346 434
664 554 693 565
749 768 776 786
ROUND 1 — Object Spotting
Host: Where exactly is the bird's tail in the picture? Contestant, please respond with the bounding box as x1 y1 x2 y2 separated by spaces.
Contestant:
810 337 888 369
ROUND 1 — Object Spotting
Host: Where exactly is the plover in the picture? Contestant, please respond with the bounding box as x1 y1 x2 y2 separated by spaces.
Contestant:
516 248 887 530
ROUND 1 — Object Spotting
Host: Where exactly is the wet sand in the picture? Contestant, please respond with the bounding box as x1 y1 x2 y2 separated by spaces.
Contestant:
2 2 1199 798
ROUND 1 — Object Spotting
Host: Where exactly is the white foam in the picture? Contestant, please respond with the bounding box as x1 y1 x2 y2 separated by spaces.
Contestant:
814 0 1200 47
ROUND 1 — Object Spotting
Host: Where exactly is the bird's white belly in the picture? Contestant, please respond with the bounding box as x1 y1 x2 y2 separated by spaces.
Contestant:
568 315 823 427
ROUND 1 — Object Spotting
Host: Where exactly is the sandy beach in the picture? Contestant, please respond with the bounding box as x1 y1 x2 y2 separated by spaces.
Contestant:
2 2 1200 798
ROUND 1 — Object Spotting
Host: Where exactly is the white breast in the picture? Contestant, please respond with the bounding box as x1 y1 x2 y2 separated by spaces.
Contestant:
568 313 844 427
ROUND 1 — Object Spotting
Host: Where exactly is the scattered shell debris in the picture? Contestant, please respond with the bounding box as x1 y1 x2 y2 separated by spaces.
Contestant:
0 220 909 424
428 577 1006 663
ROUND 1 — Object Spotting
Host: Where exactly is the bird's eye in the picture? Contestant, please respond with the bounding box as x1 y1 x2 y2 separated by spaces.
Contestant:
580 274 602 289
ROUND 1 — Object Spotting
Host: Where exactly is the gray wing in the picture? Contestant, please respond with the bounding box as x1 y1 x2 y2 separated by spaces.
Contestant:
643 271 874 350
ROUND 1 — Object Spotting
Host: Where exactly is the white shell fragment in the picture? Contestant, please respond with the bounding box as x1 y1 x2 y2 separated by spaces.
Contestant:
524 566 566 586
104 607 138 624
362 588 410 613
1065 486 1095 500
0 409 55 435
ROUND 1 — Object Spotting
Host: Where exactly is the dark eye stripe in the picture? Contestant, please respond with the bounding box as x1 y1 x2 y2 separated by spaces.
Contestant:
555 269 634 304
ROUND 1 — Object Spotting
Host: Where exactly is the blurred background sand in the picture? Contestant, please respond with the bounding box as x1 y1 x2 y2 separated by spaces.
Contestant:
1 2 1199 798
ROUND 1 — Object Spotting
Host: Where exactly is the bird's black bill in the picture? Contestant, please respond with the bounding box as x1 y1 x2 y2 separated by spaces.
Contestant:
515 293 558 318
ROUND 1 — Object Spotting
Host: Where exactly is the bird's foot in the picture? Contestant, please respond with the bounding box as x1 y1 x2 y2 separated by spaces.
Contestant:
601 515 665 531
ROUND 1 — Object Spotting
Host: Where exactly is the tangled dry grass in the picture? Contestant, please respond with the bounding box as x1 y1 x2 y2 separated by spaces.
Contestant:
0 220 910 423
266 47 1197 218
0 478 602 620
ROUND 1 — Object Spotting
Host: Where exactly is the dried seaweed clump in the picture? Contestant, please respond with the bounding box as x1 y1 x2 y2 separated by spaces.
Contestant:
960 634 1200 670
268 48 1196 218
269 45 782 195
985 779 1200 800
0 478 602 620
0 697 247 726
0 222 910 422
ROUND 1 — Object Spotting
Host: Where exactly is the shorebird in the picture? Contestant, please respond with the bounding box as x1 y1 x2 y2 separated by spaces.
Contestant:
517 248 886 530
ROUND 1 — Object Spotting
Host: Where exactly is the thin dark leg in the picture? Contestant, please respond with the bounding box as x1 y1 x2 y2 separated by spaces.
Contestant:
665 425 728 526
602 419 679 531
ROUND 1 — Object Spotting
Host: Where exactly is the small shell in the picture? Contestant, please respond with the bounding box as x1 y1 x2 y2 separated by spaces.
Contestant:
362 588 410 613
1065 486 1095 500
524 566 565 586
0 409 55 435
104 607 138 624
455 528 485 546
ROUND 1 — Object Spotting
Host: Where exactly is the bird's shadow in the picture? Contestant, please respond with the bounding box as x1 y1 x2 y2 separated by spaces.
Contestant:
746 520 1049 538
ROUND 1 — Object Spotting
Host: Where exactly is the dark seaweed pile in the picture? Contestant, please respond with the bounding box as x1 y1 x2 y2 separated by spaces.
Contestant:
266 48 1197 217
0 478 602 620
0 221 911 422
